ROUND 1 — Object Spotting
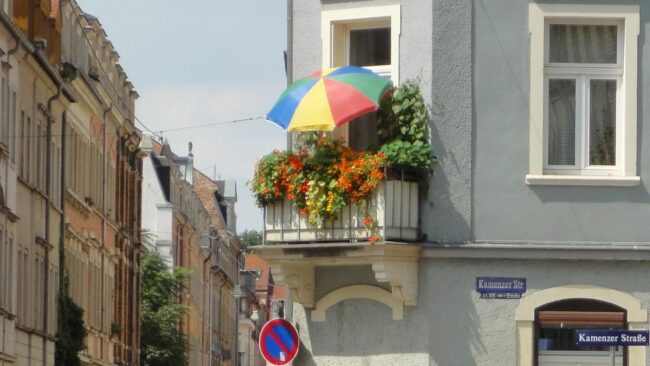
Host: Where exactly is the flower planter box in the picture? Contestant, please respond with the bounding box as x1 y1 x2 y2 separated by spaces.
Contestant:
264 179 419 243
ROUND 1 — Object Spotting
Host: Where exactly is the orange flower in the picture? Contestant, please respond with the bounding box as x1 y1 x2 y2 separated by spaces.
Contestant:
368 235 381 243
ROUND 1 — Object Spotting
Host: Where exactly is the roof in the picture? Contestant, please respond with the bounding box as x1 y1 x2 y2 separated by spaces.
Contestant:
193 170 229 237
245 254 285 300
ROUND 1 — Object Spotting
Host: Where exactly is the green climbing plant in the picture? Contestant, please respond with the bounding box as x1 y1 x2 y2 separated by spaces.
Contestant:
377 79 437 188
55 269 87 366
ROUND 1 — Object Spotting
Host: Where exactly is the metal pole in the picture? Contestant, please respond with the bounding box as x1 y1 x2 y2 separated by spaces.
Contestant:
609 346 615 366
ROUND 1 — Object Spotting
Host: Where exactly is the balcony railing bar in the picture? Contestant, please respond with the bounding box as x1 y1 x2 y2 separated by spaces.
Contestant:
263 175 419 244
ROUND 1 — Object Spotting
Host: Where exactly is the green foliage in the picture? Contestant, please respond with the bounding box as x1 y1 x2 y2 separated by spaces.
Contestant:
377 79 437 188
55 270 87 366
379 139 437 173
140 251 190 366
240 229 263 248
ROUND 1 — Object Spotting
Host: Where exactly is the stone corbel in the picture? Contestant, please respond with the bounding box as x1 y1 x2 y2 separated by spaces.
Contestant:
372 259 418 306
271 263 315 308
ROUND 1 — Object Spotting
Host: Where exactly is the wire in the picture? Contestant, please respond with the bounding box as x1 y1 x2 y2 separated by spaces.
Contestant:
134 115 160 137
69 8 271 140
156 115 265 134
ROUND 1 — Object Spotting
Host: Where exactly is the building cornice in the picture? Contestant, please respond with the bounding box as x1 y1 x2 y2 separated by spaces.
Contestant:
422 241 650 261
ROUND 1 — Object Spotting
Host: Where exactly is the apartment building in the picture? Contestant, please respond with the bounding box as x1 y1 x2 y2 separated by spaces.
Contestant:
0 0 142 365
59 0 142 365
141 137 243 366
0 0 74 365
256 1 650 365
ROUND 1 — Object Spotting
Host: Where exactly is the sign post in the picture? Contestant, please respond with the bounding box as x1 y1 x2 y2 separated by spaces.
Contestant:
259 318 299 365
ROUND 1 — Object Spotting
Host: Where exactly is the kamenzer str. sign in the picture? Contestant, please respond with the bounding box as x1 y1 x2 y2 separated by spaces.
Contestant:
575 329 650 347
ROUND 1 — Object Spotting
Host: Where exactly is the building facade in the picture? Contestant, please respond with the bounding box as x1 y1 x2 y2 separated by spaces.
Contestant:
0 1 73 365
141 137 243 366
194 171 243 366
257 1 650 366
60 0 142 364
0 0 142 365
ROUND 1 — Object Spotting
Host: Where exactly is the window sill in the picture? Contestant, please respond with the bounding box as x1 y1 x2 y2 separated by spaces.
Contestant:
526 174 640 187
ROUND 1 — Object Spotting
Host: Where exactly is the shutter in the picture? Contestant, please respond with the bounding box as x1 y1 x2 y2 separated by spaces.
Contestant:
538 311 624 327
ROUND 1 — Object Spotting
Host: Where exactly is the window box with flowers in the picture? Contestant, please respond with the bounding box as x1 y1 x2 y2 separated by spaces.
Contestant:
251 80 434 244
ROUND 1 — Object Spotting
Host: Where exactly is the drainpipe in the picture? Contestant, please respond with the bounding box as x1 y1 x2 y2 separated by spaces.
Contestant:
44 83 62 366
217 278 226 366
58 110 67 303
286 0 293 150
100 103 111 354
202 244 212 366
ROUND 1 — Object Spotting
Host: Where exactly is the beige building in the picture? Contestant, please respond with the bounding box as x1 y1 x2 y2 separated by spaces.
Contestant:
0 0 74 365
60 0 141 365
0 0 141 365
141 138 242 365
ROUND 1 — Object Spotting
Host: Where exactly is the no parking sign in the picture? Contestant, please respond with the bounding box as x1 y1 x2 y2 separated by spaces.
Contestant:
259 319 299 365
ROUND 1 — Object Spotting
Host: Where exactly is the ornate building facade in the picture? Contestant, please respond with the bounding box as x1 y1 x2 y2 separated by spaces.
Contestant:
141 137 242 366
0 0 142 365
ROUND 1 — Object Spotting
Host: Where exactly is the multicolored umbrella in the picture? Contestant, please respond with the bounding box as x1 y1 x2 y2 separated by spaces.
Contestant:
266 66 393 132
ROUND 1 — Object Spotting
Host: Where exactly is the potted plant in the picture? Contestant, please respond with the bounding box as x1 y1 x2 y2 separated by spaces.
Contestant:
377 79 437 189
250 135 385 228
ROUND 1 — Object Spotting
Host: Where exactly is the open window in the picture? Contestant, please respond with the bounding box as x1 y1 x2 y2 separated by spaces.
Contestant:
321 5 400 150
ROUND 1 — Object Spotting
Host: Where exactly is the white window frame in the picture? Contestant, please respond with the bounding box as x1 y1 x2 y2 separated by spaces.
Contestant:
527 4 640 186
321 5 400 143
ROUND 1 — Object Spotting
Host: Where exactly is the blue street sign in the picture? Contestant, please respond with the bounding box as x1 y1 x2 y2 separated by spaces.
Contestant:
476 277 526 299
575 329 650 347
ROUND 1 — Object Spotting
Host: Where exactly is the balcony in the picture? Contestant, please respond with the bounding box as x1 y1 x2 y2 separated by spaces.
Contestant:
257 176 422 317
263 178 419 244
254 80 432 318
252 138 426 318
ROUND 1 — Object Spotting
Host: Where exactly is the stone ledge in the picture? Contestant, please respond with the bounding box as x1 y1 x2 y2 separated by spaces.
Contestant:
256 242 421 309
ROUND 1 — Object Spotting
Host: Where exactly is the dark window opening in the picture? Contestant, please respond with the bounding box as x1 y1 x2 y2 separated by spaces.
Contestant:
349 27 391 67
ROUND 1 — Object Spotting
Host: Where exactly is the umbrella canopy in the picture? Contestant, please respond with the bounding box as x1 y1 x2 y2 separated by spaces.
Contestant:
266 66 393 132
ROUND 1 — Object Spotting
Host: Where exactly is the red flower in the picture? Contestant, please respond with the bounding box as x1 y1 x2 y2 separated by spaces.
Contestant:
368 235 381 243
364 216 373 227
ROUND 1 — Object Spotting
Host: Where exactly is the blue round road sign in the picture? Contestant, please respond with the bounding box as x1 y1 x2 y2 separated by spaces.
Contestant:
259 318 299 365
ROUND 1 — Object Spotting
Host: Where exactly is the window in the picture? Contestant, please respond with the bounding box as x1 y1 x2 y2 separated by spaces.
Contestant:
527 4 639 186
321 5 400 150
0 228 4 310
10 91 16 161
537 299 625 365
516 285 647 366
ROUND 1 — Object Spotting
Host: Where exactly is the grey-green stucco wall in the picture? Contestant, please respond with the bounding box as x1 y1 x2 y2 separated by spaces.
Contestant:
294 259 650 366
294 0 473 243
473 0 650 243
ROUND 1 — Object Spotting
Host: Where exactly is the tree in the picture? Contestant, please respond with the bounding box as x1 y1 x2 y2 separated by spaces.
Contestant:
140 251 189 366
240 229 262 249
55 270 87 366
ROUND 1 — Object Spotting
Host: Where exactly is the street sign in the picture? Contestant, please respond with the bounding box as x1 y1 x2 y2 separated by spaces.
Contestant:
259 318 300 365
476 277 526 299
575 329 650 347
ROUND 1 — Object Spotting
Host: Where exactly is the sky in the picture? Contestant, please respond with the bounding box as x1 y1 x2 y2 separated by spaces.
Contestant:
78 0 288 232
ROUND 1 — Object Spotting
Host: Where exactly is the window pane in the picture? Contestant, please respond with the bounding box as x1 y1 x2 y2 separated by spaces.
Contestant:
549 25 617 64
349 28 390 66
548 79 576 165
590 80 616 166
348 113 379 151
